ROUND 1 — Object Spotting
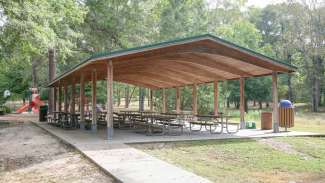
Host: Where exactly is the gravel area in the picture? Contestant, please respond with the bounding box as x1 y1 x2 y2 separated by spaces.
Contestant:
0 119 115 183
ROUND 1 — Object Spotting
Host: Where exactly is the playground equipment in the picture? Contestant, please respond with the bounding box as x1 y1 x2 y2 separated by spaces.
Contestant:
16 88 45 113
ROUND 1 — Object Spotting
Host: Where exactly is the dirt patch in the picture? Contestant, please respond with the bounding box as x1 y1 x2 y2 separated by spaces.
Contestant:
251 171 325 183
130 142 178 150
258 138 311 160
0 113 38 123
0 120 115 183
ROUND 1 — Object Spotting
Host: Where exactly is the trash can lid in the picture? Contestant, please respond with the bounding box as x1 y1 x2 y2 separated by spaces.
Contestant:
279 100 293 108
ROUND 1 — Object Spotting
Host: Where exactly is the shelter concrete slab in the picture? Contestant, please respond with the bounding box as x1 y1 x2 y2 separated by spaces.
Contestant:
36 122 319 143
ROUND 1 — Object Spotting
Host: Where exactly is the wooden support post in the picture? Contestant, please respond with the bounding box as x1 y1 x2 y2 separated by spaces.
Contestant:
53 86 57 112
162 88 167 113
213 81 219 115
149 89 154 111
240 78 245 129
192 84 197 115
58 85 62 112
80 74 85 129
71 79 76 114
272 72 279 133
91 69 97 132
106 60 114 139
176 87 181 114
64 84 68 113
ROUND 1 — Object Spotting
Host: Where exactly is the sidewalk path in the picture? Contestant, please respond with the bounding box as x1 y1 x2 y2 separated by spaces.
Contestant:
34 122 211 183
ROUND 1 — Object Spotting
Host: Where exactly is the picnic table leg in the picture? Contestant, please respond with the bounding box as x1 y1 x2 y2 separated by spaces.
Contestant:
214 118 224 134
146 124 152 136
189 122 203 133
225 119 239 134
209 123 223 134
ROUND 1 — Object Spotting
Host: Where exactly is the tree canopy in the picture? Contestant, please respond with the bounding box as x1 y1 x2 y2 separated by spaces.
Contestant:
0 0 324 112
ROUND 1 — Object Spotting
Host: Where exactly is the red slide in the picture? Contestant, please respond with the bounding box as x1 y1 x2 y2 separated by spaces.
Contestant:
16 103 30 113
16 95 45 113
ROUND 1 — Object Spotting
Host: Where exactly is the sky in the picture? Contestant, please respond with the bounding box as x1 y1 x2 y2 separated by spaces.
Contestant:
247 0 285 7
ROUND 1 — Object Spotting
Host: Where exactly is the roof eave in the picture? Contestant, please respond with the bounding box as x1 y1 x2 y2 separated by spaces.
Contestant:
48 34 297 87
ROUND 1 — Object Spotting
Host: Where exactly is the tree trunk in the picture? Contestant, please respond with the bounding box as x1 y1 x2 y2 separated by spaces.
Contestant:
31 60 37 88
48 48 56 114
147 89 150 107
322 89 325 106
316 56 322 107
258 101 262 109
287 54 293 101
288 74 293 101
312 74 320 112
253 100 256 107
128 87 136 108
244 99 248 113
116 86 120 107
125 85 129 108
139 87 145 111
311 56 322 112
227 99 230 108
235 101 239 109
311 75 317 112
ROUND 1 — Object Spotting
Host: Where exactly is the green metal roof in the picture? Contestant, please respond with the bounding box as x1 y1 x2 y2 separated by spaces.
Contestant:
49 34 297 86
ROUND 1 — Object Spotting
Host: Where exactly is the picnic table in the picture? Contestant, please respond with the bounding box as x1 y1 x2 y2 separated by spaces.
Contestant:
47 111 80 129
47 110 239 135
149 113 184 136
189 114 239 134
116 112 184 136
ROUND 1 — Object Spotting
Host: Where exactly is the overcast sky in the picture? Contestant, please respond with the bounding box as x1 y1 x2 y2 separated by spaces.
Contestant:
247 0 285 7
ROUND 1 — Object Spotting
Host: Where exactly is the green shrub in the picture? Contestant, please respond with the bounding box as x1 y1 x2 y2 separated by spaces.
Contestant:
3 106 11 113
39 88 49 100
0 105 11 114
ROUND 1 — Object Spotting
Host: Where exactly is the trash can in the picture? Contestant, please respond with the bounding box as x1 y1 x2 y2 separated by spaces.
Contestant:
279 100 294 131
261 112 272 130
39 105 48 122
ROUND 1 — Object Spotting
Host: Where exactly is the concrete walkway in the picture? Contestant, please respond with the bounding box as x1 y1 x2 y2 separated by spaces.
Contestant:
32 120 320 183
34 122 211 183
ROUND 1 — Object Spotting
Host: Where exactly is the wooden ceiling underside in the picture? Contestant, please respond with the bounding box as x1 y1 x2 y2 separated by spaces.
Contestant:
51 38 294 89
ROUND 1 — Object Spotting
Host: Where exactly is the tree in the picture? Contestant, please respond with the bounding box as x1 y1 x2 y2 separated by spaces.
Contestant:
0 0 87 96
155 0 208 40
215 20 274 111
253 1 325 111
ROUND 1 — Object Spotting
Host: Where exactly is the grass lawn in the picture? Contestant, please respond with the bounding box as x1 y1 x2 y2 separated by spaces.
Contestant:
291 111 325 133
132 137 325 183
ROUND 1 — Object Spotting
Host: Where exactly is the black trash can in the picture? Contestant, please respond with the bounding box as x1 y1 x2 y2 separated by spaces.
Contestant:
39 105 48 122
